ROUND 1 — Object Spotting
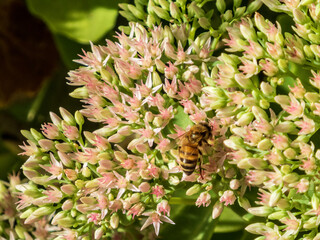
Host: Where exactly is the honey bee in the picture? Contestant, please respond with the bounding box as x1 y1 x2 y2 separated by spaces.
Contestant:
177 122 212 178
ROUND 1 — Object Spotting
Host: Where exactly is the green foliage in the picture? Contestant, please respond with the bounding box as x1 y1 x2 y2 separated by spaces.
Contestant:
26 0 121 43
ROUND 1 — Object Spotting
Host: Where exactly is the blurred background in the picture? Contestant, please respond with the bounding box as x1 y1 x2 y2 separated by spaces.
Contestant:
0 0 127 180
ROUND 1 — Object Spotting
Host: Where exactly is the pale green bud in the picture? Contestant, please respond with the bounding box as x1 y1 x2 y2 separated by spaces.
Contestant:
305 92 319 102
152 6 171 21
260 82 275 96
283 173 299 183
304 45 315 59
75 111 84 126
303 216 317 229
252 106 269 121
238 197 251 210
163 26 175 45
312 194 319 210
246 0 263 14
32 206 55 217
152 71 162 87
59 107 76 126
82 166 91 178
119 10 137 22
153 116 163 128
186 184 201 196
234 73 253 89
274 121 297 133
223 10 233 21
274 95 290 106
100 67 112 82
269 189 282 206
202 86 228 109
283 148 297 159
224 136 243 150
240 20 257 41
15 225 27 239
127 4 145 20
216 106 237 117
310 44 320 58
188 2 205 18
237 158 251 169
198 17 211 30
170 2 181 19
21 130 35 141
242 97 257 107
259 99 269 109
69 86 89 99
233 0 242 8
248 206 273 217
146 14 157 28
57 217 75 228
75 180 85 189
257 139 272 150
280 165 291 174
155 59 166 73
20 207 37 219
268 211 287 220
110 213 119 229
293 8 310 24
277 59 288 72
245 223 266 235
216 0 226 13
248 158 267 169
30 128 44 141
308 33 320 44
236 112 254 126
234 6 246 18
158 0 169 10
51 211 67 225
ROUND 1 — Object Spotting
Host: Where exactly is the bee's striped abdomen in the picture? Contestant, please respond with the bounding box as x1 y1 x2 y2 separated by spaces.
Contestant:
179 145 199 176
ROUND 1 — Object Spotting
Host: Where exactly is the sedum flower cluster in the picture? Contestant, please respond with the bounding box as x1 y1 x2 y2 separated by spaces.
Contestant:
4 0 320 239
0 174 57 240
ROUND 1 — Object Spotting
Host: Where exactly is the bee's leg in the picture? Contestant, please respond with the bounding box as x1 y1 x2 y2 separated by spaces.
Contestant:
199 155 204 180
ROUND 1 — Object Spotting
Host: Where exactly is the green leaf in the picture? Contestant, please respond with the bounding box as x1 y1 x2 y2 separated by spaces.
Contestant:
26 0 121 43
214 207 246 233
172 105 194 129
160 205 218 240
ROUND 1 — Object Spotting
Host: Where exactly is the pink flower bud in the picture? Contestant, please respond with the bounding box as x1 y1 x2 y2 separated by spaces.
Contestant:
38 139 54 151
230 179 240 190
212 201 223 219
196 192 211 207
62 199 74 211
220 190 236 206
157 200 171 216
139 182 151 193
58 151 73 167
64 169 77 181
61 184 77 195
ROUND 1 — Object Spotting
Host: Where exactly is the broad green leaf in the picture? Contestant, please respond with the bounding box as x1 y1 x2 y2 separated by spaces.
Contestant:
214 207 246 233
26 0 120 43
160 205 218 240
172 105 194 129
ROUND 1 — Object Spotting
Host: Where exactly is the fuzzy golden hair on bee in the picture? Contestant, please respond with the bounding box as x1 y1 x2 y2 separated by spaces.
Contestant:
176 122 213 178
